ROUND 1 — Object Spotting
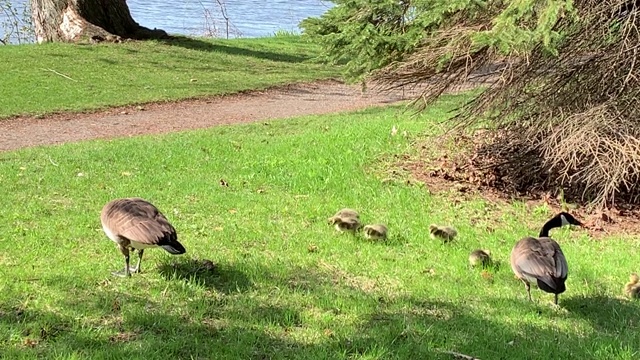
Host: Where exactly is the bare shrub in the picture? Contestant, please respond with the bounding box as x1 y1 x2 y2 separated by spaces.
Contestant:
0 0 34 44
199 0 241 39
376 0 640 208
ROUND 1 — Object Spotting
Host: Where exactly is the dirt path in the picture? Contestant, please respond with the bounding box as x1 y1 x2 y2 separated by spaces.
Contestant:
0 80 420 152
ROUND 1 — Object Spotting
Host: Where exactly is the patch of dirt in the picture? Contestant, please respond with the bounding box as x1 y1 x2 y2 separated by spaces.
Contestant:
0 79 419 152
0 77 491 152
401 134 640 238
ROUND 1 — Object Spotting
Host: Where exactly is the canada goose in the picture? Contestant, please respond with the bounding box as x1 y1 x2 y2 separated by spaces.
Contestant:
429 224 457 242
101 198 186 277
363 224 388 241
328 215 362 233
510 212 582 304
624 273 640 299
469 249 492 267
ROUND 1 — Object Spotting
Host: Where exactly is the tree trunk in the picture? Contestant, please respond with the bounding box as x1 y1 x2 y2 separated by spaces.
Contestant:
31 0 168 43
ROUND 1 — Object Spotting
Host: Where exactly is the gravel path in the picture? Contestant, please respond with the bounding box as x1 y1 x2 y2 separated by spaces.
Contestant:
0 80 418 152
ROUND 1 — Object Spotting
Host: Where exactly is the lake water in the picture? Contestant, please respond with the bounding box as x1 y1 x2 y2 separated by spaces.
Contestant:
0 0 332 44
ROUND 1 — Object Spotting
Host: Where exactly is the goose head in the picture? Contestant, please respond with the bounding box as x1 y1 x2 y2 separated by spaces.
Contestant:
539 212 583 237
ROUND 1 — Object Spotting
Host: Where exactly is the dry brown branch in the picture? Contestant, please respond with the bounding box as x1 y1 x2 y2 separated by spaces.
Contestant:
376 0 640 208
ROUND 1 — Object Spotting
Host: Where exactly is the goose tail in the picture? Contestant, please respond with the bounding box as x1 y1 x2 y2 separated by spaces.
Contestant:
537 276 566 295
161 240 186 255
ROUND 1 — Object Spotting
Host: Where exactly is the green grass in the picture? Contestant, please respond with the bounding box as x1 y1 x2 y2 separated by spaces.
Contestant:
1 95 640 359
0 35 340 119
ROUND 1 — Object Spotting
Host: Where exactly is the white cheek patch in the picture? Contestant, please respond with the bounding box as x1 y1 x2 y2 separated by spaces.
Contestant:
560 214 570 226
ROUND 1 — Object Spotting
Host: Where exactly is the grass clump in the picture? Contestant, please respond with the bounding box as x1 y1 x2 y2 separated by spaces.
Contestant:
0 35 340 119
1 95 640 359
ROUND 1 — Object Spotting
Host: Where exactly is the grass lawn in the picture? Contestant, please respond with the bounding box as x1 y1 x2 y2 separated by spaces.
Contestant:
1 94 639 359
0 35 340 119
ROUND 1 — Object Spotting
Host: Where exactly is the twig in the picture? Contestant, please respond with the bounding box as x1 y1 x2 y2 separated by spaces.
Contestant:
215 0 230 39
0 38 6 45
439 350 481 360
48 155 59 167
40 68 78 82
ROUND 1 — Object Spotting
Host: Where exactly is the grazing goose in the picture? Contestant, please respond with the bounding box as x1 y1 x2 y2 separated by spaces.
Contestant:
101 198 186 277
429 224 457 243
510 212 582 304
469 249 492 267
363 224 388 241
624 273 640 299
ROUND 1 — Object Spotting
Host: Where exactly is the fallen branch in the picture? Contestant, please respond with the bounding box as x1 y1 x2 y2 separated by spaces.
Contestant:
41 68 78 82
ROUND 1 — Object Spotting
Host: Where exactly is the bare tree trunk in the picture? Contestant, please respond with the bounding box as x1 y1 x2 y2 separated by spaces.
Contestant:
31 0 168 43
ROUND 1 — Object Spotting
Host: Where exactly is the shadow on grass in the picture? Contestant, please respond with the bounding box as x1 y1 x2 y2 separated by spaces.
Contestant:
0 302 317 359
159 35 310 63
3 264 640 359
156 258 253 294
562 294 639 332
349 295 640 359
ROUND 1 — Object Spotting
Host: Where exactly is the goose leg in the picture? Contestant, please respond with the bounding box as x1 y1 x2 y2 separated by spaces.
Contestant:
554 294 558 305
129 249 144 273
112 245 131 277
522 280 532 301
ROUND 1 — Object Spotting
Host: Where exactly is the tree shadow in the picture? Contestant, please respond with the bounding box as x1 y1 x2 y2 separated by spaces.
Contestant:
349 295 640 359
0 301 316 359
156 258 253 294
5 262 640 359
283 264 337 293
247 304 303 328
563 294 640 332
158 35 311 63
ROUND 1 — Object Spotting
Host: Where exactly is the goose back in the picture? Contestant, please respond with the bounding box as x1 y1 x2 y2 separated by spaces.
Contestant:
510 237 567 294
335 208 360 219
101 198 185 254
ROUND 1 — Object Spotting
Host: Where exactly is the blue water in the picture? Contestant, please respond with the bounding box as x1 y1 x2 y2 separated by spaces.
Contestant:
0 0 332 44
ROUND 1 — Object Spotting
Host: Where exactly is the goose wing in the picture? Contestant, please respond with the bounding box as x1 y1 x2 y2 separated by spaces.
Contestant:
512 237 566 287
101 198 177 246
538 237 568 279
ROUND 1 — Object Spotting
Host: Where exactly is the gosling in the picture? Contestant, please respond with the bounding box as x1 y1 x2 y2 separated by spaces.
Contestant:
469 249 492 267
624 273 640 299
363 224 388 241
101 197 186 277
327 208 361 233
328 216 362 233
429 224 457 242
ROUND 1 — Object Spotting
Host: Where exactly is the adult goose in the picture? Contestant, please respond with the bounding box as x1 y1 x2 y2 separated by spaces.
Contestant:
510 212 582 305
101 198 186 277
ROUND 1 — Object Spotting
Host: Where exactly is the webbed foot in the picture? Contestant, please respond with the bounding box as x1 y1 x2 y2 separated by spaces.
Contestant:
111 270 131 278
